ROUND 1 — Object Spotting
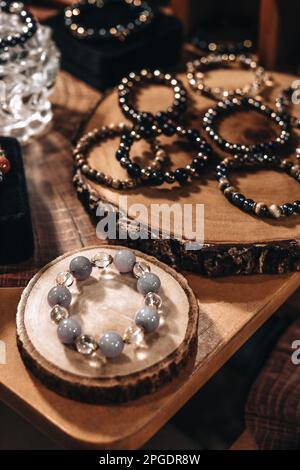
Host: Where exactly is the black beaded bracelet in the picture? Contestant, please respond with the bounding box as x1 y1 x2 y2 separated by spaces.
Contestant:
0 1 37 51
117 126 212 186
216 154 300 218
64 0 154 42
191 36 254 55
203 97 291 156
275 85 300 129
118 69 188 138
73 123 166 190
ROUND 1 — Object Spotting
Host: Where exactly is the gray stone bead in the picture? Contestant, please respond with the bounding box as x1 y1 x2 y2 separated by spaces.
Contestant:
57 318 81 345
135 306 160 333
69 256 92 281
137 272 161 295
113 249 136 273
47 285 72 308
98 331 124 359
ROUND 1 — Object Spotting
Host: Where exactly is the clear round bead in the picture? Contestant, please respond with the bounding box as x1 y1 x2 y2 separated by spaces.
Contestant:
50 305 69 324
144 292 162 309
56 271 74 287
91 252 113 269
75 335 98 356
123 326 145 348
133 261 151 279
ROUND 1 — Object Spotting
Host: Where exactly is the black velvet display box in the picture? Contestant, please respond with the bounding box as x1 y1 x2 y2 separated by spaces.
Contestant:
45 10 183 91
0 137 34 264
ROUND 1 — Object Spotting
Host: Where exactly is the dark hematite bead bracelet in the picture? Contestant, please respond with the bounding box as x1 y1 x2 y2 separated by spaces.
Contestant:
118 69 188 138
117 125 212 186
216 154 300 219
203 96 291 156
275 85 300 129
0 1 37 51
64 0 154 42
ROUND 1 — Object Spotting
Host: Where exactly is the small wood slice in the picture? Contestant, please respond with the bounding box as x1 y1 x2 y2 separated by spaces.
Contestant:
74 70 300 277
16 245 198 404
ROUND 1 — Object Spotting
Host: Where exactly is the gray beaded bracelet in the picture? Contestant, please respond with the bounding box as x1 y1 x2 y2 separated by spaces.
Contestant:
47 249 162 360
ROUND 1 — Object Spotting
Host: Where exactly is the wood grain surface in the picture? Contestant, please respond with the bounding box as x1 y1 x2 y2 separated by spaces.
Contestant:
1 270 300 448
74 69 300 276
16 246 198 403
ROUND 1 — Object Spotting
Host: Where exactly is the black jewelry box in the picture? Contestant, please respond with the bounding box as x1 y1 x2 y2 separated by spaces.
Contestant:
0 137 34 264
45 10 183 91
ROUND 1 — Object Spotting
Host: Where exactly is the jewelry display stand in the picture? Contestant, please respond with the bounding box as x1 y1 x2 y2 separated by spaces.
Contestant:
74 71 300 277
0 137 34 265
45 10 182 91
16 245 198 404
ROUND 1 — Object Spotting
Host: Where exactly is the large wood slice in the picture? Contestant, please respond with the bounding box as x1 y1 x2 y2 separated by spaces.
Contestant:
74 69 300 277
16 245 198 404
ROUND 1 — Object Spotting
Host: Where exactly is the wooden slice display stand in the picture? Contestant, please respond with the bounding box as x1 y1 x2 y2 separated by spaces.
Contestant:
74 70 300 277
16 245 198 404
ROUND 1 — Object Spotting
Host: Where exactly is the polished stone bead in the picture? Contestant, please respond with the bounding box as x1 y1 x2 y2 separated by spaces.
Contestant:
175 168 189 184
56 271 74 287
293 200 300 213
127 163 141 178
231 192 246 208
268 203 281 219
69 256 92 281
136 112 154 127
145 292 162 309
57 318 81 345
280 203 294 216
114 249 136 273
133 261 151 279
75 334 98 355
50 305 69 324
99 331 124 358
0 156 11 174
47 285 72 308
137 272 161 295
187 128 200 141
123 326 145 348
91 252 113 268
149 169 164 186
116 148 128 161
243 198 255 212
162 123 176 136
135 306 160 333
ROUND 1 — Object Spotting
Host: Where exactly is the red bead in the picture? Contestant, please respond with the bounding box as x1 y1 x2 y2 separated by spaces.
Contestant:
0 155 11 174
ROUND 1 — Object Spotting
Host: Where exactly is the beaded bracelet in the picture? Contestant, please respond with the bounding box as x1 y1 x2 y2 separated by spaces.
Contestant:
203 97 291 156
0 146 11 184
73 123 166 190
0 1 37 51
191 35 254 55
187 54 270 101
47 249 162 359
64 0 154 42
275 85 300 129
117 126 212 185
216 154 300 218
118 69 188 137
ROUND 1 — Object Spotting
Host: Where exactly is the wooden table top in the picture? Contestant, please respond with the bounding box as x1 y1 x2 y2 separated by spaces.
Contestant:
1 70 300 448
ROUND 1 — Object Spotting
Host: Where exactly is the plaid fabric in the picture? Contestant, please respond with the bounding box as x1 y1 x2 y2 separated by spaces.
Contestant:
0 71 101 287
246 317 300 450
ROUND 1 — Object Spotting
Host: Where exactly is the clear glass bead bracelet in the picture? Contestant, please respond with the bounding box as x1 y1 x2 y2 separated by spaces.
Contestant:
47 250 163 360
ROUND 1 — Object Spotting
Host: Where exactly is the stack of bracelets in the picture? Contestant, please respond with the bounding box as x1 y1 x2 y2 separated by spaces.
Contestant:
0 146 11 185
73 68 212 188
64 0 154 42
0 1 37 51
47 249 162 359
72 47 300 220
